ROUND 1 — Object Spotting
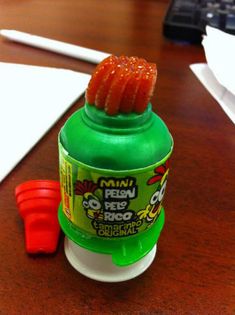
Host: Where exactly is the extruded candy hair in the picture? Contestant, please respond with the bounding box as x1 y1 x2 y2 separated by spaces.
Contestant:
86 55 157 115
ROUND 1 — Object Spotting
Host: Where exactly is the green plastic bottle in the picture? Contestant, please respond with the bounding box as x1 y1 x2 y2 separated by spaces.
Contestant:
58 102 173 266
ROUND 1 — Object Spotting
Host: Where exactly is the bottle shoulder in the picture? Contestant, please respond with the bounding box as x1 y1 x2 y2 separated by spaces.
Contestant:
60 105 173 170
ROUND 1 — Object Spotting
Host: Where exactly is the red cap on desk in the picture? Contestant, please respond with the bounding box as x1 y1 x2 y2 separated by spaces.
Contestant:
15 180 61 254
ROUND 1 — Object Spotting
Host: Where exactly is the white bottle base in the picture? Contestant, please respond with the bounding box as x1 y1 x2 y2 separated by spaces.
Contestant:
64 237 157 282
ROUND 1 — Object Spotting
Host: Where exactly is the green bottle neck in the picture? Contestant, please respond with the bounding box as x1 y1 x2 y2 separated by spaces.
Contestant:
82 103 153 134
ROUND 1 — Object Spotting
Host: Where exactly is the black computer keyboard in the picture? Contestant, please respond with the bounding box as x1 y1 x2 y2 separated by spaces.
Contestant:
163 0 235 43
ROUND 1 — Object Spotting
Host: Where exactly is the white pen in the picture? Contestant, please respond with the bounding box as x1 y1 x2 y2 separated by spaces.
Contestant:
0 29 111 64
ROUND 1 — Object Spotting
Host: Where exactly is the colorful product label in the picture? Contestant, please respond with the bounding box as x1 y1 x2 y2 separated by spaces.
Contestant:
59 142 171 238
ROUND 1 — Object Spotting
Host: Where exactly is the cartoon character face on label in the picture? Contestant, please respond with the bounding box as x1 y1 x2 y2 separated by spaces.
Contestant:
74 180 103 220
137 159 170 223
82 192 103 219
146 179 167 222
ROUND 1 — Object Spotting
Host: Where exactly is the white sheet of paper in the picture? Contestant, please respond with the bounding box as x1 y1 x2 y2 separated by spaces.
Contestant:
0 62 90 182
190 63 235 124
202 26 235 96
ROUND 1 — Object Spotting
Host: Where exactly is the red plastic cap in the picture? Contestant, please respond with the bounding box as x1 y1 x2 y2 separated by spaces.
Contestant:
15 180 61 254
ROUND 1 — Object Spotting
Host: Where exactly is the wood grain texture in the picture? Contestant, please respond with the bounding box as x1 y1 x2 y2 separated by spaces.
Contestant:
0 1 234 314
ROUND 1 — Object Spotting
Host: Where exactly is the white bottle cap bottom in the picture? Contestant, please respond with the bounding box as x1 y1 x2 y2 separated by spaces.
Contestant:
64 237 157 282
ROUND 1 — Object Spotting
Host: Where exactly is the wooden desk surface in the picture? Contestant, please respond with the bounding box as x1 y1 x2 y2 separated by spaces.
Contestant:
0 1 234 314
